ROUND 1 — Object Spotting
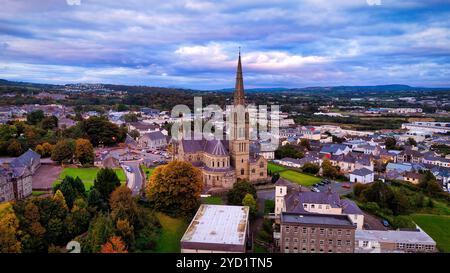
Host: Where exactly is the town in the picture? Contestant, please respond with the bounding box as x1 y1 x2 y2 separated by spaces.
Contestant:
0 54 449 254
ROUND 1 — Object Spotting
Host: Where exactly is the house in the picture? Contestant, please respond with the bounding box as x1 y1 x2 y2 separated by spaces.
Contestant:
422 154 450 168
402 171 422 185
0 164 33 202
395 148 423 164
138 131 168 149
124 134 138 149
329 153 373 174
320 144 351 157
275 180 364 229
275 155 320 169
127 122 160 135
279 212 356 253
349 168 375 184
180 204 249 253
355 229 436 253
10 149 41 174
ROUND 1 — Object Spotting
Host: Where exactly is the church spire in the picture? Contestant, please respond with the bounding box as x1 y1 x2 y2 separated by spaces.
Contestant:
234 49 245 106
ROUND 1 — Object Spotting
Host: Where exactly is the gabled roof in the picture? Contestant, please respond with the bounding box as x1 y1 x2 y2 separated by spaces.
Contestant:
204 139 229 156
143 131 166 141
351 168 374 176
10 149 40 168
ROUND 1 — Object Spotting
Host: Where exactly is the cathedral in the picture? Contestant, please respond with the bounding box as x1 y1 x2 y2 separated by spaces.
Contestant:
174 53 268 189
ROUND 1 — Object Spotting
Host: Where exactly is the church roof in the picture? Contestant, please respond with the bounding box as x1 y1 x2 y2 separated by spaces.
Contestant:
204 139 229 156
182 139 229 156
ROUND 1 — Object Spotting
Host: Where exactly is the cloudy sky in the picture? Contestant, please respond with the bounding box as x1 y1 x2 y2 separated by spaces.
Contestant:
0 0 449 89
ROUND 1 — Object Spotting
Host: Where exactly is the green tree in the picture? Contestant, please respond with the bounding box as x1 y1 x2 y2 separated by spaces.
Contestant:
301 162 320 175
26 110 45 125
65 198 91 238
275 144 304 159
146 160 203 216
299 139 311 150
385 137 397 150
78 117 124 146
129 129 140 140
321 158 339 179
82 213 115 253
53 190 68 211
407 137 417 146
227 180 257 205
109 186 139 226
41 115 58 130
53 176 86 209
51 139 75 164
242 193 257 217
93 168 121 201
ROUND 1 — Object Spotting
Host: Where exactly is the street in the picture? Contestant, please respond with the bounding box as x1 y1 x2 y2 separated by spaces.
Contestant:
122 161 144 196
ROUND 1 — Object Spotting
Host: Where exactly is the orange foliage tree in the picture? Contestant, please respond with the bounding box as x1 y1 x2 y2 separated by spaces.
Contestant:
100 236 128 253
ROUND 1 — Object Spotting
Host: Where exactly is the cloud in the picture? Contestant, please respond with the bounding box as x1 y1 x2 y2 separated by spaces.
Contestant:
0 0 449 88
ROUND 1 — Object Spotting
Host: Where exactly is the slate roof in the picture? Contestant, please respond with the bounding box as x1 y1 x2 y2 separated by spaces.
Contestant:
10 149 40 168
181 139 230 156
341 199 364 215
320 144 348 154
281 212 355 228
143 131 166 141
351 168 374 176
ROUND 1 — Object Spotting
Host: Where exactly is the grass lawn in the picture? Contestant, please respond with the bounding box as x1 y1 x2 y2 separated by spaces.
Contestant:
279 170 321 187
141 165 156 180
411 214 450 253
32 191 47 196
152 213 188 253
54 167 126 190
202 196 224 205
267 162 287 173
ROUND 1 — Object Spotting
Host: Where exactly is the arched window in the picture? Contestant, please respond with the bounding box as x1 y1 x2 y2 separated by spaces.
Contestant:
241 169 245 175
252 169 255 174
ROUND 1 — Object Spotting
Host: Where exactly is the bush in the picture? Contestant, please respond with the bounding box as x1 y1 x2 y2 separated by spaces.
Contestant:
391 216 416 229
264 200 275 214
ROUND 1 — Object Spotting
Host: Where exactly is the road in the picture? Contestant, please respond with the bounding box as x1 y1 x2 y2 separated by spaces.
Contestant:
122 161 144 196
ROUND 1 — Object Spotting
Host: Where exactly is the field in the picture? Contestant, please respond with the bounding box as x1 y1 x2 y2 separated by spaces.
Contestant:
152 213 188 253
54 167 126 190
411 214 450 253
279 170 321 187
267 162 287 173
202 196 224 205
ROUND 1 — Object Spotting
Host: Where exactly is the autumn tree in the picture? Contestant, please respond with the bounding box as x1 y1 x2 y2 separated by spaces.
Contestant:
75 138 95 165
116 219 135 249
242 193 257 217
109 186 139 226
0 203 21 253
65 198 91 238
100 236 128 253
93 168 121 201
51 138 75 164
7 139 23 156
35 142 54 157
53 190 68 211
146 160 203 216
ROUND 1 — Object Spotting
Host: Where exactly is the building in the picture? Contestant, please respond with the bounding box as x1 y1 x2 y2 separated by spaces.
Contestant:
180 204 249 253
0 149 40 202
349 168 375 184
275 180 364 229
355 229 436 253
402 171 422 184
280 212 356 253
173 53 268 189
320 144 351 157
402 122 450 134
138 131 168 149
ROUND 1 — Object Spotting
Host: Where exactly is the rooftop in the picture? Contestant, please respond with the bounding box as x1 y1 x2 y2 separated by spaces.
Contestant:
181 205 249 251
356 230 436 245
281 212 355 228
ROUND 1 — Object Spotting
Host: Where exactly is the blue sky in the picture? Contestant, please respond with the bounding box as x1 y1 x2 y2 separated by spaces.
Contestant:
0 0 449 89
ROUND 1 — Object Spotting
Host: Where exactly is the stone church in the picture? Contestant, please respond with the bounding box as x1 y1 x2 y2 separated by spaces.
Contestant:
174 53 268 189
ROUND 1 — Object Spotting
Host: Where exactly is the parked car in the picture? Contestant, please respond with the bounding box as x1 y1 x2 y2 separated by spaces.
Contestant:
382 219 390 227
311 187 320 192
341 183 351 189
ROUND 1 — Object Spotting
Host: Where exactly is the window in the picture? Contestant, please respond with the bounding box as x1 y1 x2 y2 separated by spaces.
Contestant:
328 239 333 245
346 240 351 246
241 168 245 175
346 230 351 236
294 227 298 233
293 238 298 243
260 172 264 176
311 204 315 209
319 205 322 209
311 228 316 234
320 240 324 245
337 240 342 246
285 238 290 243
363 241 369 247
310 239 315 245
252 169 255 174
303 204 308 208
302 228 307 234
320 228 325 235
260 162 264 168
285 226 290 233
337 230 342 236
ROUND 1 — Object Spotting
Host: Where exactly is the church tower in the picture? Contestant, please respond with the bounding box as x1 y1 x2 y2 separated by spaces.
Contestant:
230 50 250 180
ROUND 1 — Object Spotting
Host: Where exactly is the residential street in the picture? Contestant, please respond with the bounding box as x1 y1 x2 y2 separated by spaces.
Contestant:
122 160 144 196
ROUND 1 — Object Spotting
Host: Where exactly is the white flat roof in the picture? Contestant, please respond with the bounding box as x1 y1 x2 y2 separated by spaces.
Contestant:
181 204 249 246
356 229 436 245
